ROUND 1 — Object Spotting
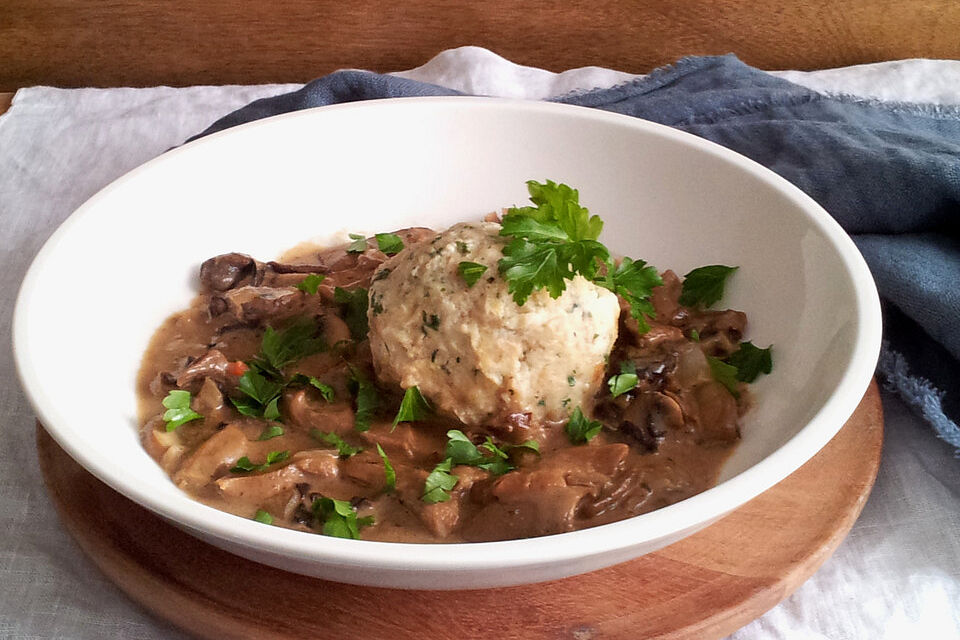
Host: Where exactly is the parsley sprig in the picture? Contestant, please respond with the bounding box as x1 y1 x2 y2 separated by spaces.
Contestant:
445 429 539 476
347 366 379 432
393 386 431 427
250 317 327 379
710 341 774 396
422 458 458 504
230 450 290 473
679 265 738 308
311 496 375 539
421 431 540 503
376 444 396 493
726 341 773 382
333 287 369 341
161 390 203 431
607 361 639 398
565 406 603 444
310 429 363 458
498 180 662 331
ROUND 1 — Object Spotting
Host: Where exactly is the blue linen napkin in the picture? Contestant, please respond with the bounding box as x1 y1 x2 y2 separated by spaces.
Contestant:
194 55 960 451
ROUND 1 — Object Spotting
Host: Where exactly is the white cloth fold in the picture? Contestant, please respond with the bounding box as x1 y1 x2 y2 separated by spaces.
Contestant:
1 46 958 639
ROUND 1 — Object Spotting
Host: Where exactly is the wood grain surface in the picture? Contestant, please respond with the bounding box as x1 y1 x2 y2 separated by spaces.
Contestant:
2 0 960 90
35 381 883 640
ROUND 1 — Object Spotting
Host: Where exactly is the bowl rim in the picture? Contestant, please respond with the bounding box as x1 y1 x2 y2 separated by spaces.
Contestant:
14 96 882 574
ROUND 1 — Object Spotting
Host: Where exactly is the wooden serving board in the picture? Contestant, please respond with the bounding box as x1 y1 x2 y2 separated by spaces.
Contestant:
36 381 883 640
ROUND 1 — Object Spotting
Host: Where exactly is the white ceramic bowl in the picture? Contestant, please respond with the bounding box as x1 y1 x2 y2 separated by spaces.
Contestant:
14 98 881 589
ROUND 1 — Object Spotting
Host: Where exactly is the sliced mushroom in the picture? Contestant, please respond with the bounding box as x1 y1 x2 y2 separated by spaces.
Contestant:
175 349 229 391
199 253 261 292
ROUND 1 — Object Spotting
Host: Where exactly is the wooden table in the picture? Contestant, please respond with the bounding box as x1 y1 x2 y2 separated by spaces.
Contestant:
3 0 960 90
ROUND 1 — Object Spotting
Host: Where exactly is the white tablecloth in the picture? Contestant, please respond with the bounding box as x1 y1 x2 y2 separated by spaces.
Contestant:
2 47 958 639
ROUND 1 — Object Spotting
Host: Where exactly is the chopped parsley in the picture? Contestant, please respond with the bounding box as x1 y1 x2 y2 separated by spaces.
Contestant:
393 386 431 427
607 361 639 398
161 390 203 431
596 257 662 332
231 368 284 419
288 373 335 402
333 286 369 341
254 318 327 377
444 430 538 476
311 496 374 539
347 366 378 432
497 180 661 329
296 273 325 294
707 356 740 397
376 444 396 492
567 374 576 387
346 233 367 253
565 406 602 444
456 240 469 255
230 450 289 473
445 429 485 466
257 424 285 441
690 329 700 342
421 311 440 332
457 261 488 287
726 341 774 382
310 429 362 457
375 232 405 255
253 509 274 525
679 265 738 308
422 458 458 504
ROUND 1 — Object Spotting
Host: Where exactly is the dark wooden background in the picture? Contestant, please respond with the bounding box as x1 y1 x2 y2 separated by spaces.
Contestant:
2 0 959 90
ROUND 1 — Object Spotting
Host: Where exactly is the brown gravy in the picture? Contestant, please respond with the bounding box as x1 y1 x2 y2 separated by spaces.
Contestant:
137 228 747 543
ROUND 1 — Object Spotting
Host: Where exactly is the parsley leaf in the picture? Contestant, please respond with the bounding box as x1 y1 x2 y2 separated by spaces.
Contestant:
333 286 369 341
393 386 431 427
230 456 259 472
161 390 203 431
296 273 325 294
608 360 639 398
258 424 284 441
311 496 374 539
346 233 367 253
565 406 602 444
375 232 404 255
288 373 335 402
230 450 289 473
422 458 459 504
310 428 362 457
253 509 274 525
679 265 738 308
726 342 773 382
232 368 285 419
266 450 289 465
596 257 662 331
445 430 485 466
376 444 396 492
256 318 327 374
444 430 536 476
707 356 740 397
510 439 541 455
457 261 488 287
347 366 378 432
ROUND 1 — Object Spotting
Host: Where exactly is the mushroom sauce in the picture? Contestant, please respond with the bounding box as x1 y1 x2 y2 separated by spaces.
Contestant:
138 224 760 543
